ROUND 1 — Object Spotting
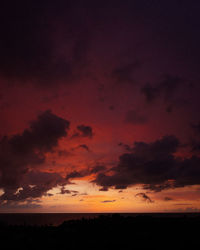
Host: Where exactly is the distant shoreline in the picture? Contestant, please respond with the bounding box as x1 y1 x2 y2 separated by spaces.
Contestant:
0 212 199 226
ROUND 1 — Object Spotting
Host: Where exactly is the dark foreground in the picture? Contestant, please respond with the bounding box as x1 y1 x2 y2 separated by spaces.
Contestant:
0 214 200 249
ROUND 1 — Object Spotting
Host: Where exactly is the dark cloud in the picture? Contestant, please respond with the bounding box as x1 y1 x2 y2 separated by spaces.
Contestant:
71 144 91 152
0 110 69 202
93 135 200 192
166 207 200 213
111 61 140 85
109 105 115 111
65 165 106 183
174 156 200 188
0 171 65 202
174 203 193 206
99 187 109 191
192 122 200 134
190 122 200 151
72 125 93 138
59 187 79 195
141 75 182 104
101 200 116 203
141 83 160 103
125 109 148 125
184 207 200 212
57 150 72 158
78 144 90 152
118 142 132 151
10 110 69 154
166 105 173 113
77 125 93 138
90 165 106 174
0 199 42 210
135 193 154 203
0 1 92 87
46 193 54 197
191 141 200 152
164 197 173 201
66 171 84 181
59 188 71 194
1 1 200 88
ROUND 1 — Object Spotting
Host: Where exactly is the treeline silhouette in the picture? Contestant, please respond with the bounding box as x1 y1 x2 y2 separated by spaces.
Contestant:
0 214 200 249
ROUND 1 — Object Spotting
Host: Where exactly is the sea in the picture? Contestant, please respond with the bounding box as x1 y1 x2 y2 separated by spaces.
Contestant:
0 213 199 226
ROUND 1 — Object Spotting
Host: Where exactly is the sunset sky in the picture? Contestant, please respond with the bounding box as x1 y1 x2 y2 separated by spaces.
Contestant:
0 0 200 213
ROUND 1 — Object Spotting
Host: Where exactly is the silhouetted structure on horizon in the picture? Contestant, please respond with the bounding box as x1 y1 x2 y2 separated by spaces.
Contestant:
0 214 199 249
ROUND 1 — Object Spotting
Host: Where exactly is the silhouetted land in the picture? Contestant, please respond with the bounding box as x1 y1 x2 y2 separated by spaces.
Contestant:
0 214 200 249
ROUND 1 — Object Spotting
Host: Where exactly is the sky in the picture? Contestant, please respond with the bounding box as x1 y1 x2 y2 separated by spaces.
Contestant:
0 0 200 213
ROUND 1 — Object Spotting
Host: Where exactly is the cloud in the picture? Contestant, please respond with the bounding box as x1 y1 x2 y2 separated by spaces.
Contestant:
57 150 72 158
125 109 148 125
174 203 193 206
99 187 109 191
190 122 200 152
90 165 106 174
71 144 91 153
10 110 69 153
166 105 173 113
192 122 200 134
77 125 93 138
109 105 115 111
72 125 93 138
141 83 160 103
78 144 90 152
59 187 79 195
118 142 132 151
135 193 154 203
0 1 91 87
191 142 200 152
0 199 42 210
66 171 84 181
141 75 182 103
167 207 200 213
184 207 200 212
65 165 106 183
111 61 141 85
92 135 200 192
0 171 65 202
0 110 69 202
164 197 173 201
101 200 116 203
